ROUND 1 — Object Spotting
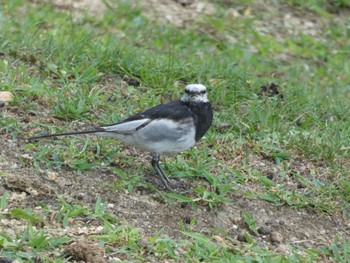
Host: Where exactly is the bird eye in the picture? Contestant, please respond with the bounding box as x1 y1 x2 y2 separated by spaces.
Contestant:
185 89 206 95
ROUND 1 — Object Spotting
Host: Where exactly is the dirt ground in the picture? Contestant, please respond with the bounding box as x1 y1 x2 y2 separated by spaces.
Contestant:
2 137 349 259
1 0 350 262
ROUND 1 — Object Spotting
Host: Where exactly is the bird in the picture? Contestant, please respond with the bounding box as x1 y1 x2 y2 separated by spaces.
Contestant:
29 84 213 190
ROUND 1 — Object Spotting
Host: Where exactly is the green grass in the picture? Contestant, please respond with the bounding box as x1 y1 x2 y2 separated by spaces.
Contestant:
1 0 350 261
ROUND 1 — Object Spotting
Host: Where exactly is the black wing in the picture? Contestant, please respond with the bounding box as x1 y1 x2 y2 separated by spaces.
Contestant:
105 100 192 127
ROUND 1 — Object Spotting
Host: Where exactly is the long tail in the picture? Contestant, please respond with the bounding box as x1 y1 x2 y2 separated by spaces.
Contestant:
28 128 105 141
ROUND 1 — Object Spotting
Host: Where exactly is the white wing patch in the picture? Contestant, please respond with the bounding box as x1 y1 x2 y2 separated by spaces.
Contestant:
101 118 150 134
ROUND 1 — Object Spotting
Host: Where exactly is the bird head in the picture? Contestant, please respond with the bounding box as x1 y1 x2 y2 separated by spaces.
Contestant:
181 84 209 103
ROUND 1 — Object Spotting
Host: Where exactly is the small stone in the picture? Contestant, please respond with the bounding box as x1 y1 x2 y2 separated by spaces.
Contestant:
0 91 13 102
258 225 272 235
64 239 108 263
109 257 122 262
237 232 247 243
300 165 307 171
47 171 58 181
275 244 291 253
1 218 10 225
232 224 238 230
265 218 279 226
266 172 274 180
227 9 240 18
75 193 85 200
232 217 242 224
28 110 37 116
29 189 39 196
122 75 140 87
175 0 194 6
21 154 32 160
291 236 298 243
10 192 27 202
297 183 306 189
270 231 284 244
95 226 104 233
78 227 88 234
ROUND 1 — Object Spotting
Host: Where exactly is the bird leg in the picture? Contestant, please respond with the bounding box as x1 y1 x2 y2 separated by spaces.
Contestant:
151 154 172 189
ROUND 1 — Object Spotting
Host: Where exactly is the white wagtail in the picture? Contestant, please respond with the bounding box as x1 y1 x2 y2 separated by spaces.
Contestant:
29 84 213 189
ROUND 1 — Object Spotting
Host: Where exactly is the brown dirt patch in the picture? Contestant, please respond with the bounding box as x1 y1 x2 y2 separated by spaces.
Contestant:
64 239 108 263
1 129 349 260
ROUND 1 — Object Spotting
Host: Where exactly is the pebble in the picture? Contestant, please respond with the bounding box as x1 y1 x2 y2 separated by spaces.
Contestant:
237 232 247 243
75 193 85 200
297 183 306 189
266 172 274 180
275 244 291 253
232 217 242 224
265 218 279 226
0 91 13 102
21 154 32 160
270 231 284 244
290 236 298 243
95 226 104 233
30 189 39 197
9 192 27 202
175 0 194 6
47 171 58 181
28 110 38 116
258 225 272 235
109 258 122 262
1 218 10 225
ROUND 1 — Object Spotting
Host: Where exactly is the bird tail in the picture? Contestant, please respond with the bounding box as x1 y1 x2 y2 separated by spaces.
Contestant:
28 128 105 141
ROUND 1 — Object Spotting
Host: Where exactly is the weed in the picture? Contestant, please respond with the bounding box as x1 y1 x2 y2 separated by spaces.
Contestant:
110 165 146 192
242 211 259 236
0 191 8 211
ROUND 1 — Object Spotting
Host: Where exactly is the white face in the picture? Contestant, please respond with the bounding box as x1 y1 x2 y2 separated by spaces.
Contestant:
181 84 209 103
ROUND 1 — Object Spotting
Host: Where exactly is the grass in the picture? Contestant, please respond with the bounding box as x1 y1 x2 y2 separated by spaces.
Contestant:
0 0 350 261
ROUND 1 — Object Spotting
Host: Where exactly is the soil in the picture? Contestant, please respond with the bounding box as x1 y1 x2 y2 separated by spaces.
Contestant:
1 0 349 262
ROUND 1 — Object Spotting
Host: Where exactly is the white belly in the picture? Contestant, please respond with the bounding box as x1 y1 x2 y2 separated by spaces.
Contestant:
96 118 196 155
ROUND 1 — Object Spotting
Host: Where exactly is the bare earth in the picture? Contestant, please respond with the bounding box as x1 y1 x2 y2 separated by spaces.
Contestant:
1 0 349 262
